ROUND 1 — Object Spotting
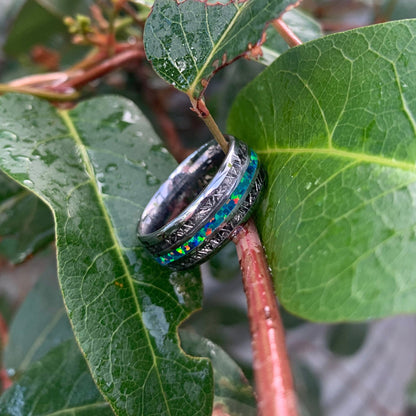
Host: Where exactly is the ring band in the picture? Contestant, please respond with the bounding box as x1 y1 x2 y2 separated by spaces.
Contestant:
137 135 265 270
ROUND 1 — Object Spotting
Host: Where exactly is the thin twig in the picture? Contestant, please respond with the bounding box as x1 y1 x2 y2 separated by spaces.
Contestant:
272 18 302 48
189 96 229 153
61 47 144 89
232 219 298 416
0 84 79 101
9 72 70 88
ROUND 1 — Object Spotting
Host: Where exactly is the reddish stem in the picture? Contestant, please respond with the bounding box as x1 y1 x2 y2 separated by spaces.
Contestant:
61 47 144 89
272 18 302 47
212 404 231 416
232 219 298 416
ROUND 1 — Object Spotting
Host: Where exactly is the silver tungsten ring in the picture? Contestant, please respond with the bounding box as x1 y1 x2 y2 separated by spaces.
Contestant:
137 135 265 270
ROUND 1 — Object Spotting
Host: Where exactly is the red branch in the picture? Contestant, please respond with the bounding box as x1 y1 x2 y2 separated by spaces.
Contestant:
61 47 144 90
232 219 298 416
272 18 302 47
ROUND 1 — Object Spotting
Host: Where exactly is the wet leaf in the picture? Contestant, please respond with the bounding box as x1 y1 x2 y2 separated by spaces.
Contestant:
0 340 114 416
0 172 54 264
228 20 416 321
260 9 322 66
4 256 72 376
144 0 298 98
0 93 212 416
181 330 256 416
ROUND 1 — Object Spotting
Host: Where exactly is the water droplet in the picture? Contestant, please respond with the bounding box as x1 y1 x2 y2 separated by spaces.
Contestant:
314 177 321 185
13 155 30 163
305 182 312 190
146 173 160 186
105 163 118 173
122 110 135 123
177 60 187 73
7 368 16 377
25 104 33 110
0 130 17 141
23 179 34 187
96 172 105 183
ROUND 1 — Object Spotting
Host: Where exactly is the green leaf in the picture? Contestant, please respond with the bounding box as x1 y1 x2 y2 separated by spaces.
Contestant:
144 0 298 98
3 0 89 66
4 0 67 57
4 256 73 376
228 20 416 321
292 363 322 416
181 331 256 416
0 93 212 416
36 0 93 17
260 9 322 66
0 340 114 416
0 172 54 264
326 323 368 356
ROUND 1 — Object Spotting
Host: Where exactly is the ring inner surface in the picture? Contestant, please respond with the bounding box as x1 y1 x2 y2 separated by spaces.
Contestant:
139 142 226 236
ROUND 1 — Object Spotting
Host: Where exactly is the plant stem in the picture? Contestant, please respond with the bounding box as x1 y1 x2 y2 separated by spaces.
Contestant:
272 18 302 47
196 104 297 415
62 48 144 89
0 84 79 101
232 218 298 416
203 112 229 153
8 72 70 88
189 96 229 153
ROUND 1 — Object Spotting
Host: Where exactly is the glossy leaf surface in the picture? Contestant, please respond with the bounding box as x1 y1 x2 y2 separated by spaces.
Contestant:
0 94 212 416
0 340 114 416
0 172 54 264
228 20 416 321
144 0 297 97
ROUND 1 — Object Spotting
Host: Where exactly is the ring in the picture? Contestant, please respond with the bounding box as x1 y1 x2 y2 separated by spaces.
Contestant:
137 135 265 270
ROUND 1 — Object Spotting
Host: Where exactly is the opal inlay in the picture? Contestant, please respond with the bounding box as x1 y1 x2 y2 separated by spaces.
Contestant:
156 151 259 265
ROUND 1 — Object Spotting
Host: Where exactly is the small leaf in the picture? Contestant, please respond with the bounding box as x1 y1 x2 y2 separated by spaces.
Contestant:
260 9 322 66
0 172 54 264
181 330 256 416
292 363 322 416
4 256 73 376
0 340 114 416
0 94 212 416
228 20 416 321
3 0 89 66
144 0 298 98
326 323 368 356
